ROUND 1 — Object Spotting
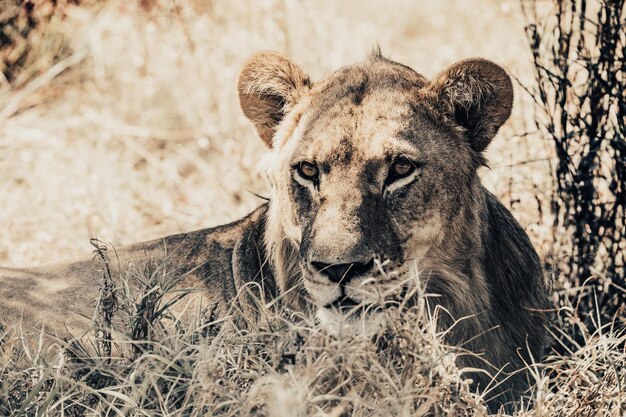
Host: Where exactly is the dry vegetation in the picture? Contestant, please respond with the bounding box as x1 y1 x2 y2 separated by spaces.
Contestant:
0 0 624 415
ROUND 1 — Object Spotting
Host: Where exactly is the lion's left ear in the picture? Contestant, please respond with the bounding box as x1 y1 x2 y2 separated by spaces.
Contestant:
428 58 513 152
238 51 311 148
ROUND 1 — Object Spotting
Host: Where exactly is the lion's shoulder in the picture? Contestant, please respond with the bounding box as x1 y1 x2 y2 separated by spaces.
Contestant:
483 189 542 278
482 188 547 349
140 202 276 301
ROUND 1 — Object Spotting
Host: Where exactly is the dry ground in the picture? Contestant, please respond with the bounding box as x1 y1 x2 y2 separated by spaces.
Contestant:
0 0 624 416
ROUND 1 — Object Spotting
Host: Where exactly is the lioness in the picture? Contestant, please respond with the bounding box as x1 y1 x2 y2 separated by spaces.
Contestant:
1 50 547 409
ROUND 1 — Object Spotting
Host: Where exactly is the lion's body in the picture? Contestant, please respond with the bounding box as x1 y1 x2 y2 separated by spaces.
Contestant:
1 51 548 411
0 206 272 337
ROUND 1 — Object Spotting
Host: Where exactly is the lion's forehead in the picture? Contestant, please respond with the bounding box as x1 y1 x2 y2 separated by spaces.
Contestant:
293 95 423 166
289 63 437 161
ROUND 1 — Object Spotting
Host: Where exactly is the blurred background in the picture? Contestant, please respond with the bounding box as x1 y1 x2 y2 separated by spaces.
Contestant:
0 0 558 266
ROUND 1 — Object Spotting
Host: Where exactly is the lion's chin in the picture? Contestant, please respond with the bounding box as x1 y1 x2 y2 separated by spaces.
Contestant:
316 306 385 337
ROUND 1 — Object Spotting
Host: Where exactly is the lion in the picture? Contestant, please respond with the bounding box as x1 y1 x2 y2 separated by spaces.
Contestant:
0 50 547 410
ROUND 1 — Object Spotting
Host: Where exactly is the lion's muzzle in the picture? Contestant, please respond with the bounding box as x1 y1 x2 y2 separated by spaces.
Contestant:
310 259 376 313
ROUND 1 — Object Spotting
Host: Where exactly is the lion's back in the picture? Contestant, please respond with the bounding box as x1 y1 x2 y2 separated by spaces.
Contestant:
0 262 102 336
0 205 272 339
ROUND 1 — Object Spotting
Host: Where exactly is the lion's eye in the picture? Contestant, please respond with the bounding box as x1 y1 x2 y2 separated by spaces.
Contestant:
389 157 416 179
297 161 319 181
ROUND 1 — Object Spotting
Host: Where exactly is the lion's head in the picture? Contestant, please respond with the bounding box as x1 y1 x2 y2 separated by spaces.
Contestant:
237 50 513 328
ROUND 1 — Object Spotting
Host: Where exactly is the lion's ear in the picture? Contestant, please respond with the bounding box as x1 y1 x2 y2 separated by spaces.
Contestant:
429 58 513 152
237 51 311 148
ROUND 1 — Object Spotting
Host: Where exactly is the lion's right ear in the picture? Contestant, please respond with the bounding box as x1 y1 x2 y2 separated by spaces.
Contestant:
237 51 311 148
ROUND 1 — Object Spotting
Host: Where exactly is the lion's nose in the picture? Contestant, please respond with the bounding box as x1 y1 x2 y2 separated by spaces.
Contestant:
311 259 375 284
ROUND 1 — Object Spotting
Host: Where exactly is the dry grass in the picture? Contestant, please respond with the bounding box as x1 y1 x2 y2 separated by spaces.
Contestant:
1 253 624 416
0 0 624 415
1 260 490 416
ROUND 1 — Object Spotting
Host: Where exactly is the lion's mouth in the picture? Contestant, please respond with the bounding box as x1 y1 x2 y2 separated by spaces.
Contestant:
323 293 409 316
324 296 363 313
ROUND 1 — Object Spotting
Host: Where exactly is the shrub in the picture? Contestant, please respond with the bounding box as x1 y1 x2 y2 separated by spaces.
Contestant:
522 0 626 338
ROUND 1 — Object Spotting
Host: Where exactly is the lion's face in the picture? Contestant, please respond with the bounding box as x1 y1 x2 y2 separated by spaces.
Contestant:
238 51 512 326
273 78 473 324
